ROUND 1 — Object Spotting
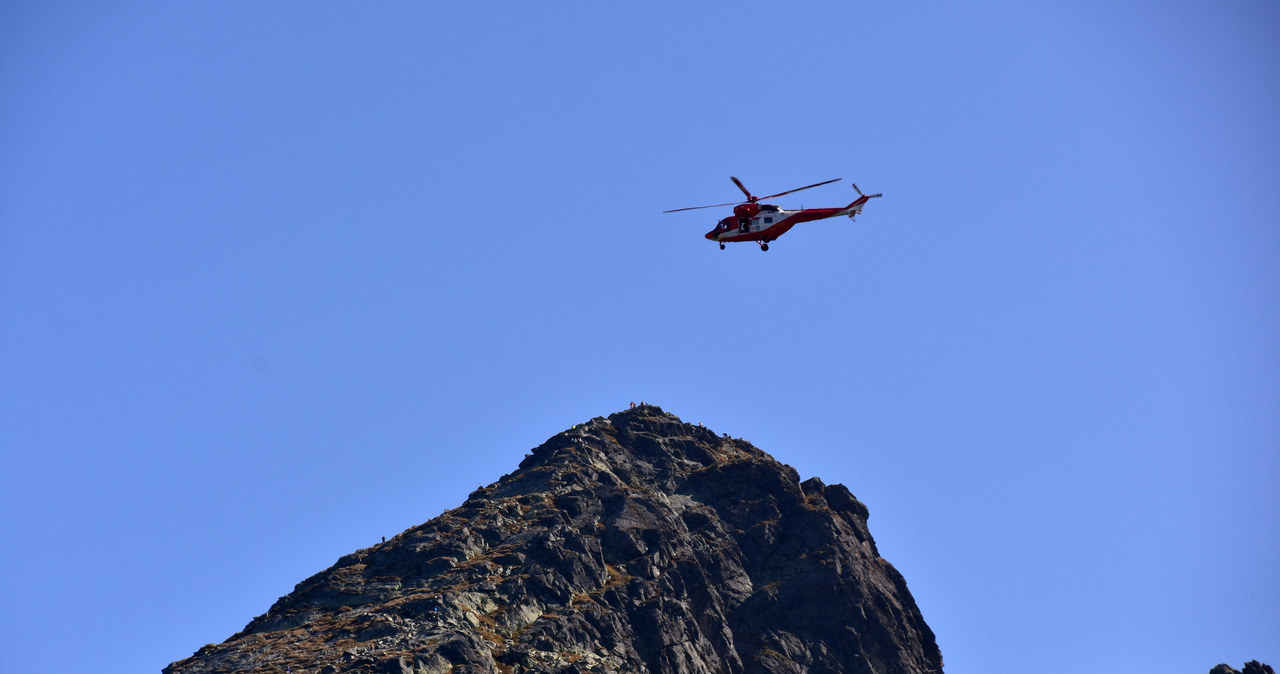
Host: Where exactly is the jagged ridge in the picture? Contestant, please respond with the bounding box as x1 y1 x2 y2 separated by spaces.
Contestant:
165 405 942 674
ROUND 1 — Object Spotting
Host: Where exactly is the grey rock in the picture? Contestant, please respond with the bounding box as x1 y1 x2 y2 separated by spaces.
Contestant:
1212 662 1276 674
164 406 943 674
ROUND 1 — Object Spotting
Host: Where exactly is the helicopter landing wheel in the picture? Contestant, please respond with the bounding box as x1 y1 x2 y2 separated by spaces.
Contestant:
760 243 769 251
719 242 726 250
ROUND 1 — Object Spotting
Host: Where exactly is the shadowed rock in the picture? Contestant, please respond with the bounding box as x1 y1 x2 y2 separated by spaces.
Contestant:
164 406 943 674
1212 662 1276 674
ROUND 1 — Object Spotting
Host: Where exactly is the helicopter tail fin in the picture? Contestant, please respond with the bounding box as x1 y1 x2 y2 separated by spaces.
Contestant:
836 184 882 219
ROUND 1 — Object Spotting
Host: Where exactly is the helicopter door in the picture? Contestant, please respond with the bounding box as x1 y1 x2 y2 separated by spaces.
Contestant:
737 216 750 233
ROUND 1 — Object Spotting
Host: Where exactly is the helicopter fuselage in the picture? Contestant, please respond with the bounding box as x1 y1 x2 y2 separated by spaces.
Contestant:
663 177 880 251
704 195 874 246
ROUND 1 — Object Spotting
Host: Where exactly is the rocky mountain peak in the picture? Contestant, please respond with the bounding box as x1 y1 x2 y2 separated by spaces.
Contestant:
1211 662 1276 674
165 405 942 673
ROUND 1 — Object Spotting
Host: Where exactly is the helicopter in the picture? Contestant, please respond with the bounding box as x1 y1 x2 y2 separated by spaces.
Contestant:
663 177 882 251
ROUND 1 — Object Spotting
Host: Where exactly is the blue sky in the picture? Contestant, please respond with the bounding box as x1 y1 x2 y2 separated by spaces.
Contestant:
2 2 1276 672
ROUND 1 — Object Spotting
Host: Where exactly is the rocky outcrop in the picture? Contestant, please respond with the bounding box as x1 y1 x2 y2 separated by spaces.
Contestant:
1211 662 1276 674
165 405 942 674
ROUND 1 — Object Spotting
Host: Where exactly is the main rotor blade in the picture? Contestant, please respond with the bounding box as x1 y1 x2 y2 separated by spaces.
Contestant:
662 201 742 213
758 178 841 201
663 177 842 213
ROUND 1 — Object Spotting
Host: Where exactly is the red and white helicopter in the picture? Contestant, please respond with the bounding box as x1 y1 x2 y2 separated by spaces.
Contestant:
663 176 882 251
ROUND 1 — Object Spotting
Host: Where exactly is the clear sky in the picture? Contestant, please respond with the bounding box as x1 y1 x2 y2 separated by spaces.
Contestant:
2 2 1276 672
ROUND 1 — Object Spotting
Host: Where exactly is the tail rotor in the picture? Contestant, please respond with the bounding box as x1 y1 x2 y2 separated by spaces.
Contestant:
852 184 883 199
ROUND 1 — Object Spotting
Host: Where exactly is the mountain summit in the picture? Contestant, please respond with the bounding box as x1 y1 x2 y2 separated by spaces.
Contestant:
165 406 942 674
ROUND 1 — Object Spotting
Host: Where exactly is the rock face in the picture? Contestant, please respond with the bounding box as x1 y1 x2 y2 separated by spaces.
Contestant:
1211 662 1276 674
165 406 942 674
